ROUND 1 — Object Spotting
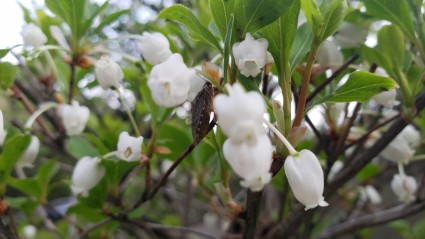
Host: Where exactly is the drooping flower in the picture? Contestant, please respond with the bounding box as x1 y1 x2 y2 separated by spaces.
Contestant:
58 101 90 136
138 32 172 65
284 150 328 210
0 110 6 146
187 67 206 102
391 174 417 203
223 134 273 191
50 26 70 50
16 135 40 168
334 22 367 48
372 89 399 108
398 125 421 148
20 23 47 48
117 131 143 162
94 56 124 90
232 33 268 77
71 157 105 197
214 83 266 143
360 185 382 205
317 38 344 66
380 125 420 163
147 53 193 107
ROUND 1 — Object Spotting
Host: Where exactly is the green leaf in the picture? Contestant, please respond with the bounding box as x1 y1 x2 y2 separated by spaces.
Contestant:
360 45 395 76
93 9 130 35
8 178 42 199
234 0 292 36
209 0 235 39
363 0 415 40
319 0 348 42
0 49 9 59
158 4 222 52
290 24 314 72
356 163 380 182
38 161 59 188
261 0 301 74
413 219 425 239
45 0 87 42
66 136 99 159
0 62 17 89
223 15 234 83
301 0 323 36
82 1 109 35
377 25 405 67
0 135 31 195
315 71 398 104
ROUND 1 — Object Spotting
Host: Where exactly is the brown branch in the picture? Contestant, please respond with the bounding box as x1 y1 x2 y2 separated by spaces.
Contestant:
317 201 425 239
243 190 263 239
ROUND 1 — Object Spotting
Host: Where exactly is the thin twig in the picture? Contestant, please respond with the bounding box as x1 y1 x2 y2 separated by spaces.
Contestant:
68 61 76 103
317 201 425 239
243 190 263 239
77 218 112 239
306 54 360 103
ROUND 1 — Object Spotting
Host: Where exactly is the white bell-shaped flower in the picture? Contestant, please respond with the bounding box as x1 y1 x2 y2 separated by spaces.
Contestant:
20 23 47 48
58 101 90 136
232 33 268 77
117 131 143 162
380 136 415 163
334 22 367 48
223 134 273 191
372 89 399 108
214 83 265 141
360 185 382 205
147 53 193 107
16 135 40 168
0 110 6 146
50 26 70 50
94 56 123 90
391 174 417 203
317 38 344 66
187 68 206 102
139 32 172 65
71 156 105 197
284 150 328 210
398 125 421 148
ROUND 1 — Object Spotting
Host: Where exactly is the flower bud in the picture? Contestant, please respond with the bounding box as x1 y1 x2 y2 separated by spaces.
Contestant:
22 225 37 239
361 185 382 205
223 134 273 191
284 150 328 210
147 53 193 107
71 157 105 197
139 32 172 65
317 38 343 66
94 56 123 90
214 83 265 142
50 26 70 50
58 101 90 136
334 22 367 48
372 89 399 108
16 135 40 168
232 33 268 77
20 23 47 48
0 110 6 146
117 131 143 162
391 174 417 203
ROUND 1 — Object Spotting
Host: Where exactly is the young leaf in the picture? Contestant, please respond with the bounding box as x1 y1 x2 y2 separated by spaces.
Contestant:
290 24 314 72
261 0 301 73
158 4 222 53
45 0 87 40
363 0 415 39
0 49 9 59
234 0 292 36
377 25 405 67
301 0 323 36
209 0 235 39
360 45 394 77
0 135 31 195
315 71 398 104
0 62 17 89
319 0 348 42
223 15 234 83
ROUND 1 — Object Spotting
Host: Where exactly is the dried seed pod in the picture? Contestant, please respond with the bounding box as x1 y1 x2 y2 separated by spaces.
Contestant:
191 82 215 144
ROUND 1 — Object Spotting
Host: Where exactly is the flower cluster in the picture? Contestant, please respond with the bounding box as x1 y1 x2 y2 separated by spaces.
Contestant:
214 83 273 191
